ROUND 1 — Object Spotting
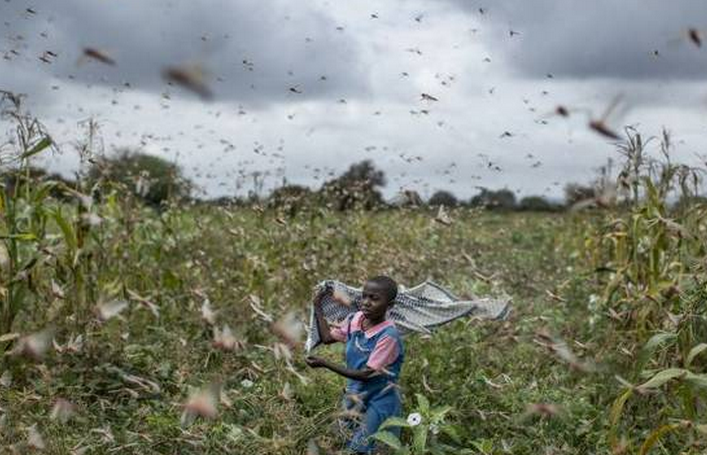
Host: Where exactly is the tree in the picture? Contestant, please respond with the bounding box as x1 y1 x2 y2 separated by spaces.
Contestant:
88 149 191 207
268 184 315 217
470 188 516 210
320 160 386 211
564 183 596 207
390 189 423 208
428 190 458 207
519 195 559 212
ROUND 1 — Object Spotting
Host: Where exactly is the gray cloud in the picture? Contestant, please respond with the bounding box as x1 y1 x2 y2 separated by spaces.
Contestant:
3 0 707 203
0 0 367 104
448 0 707 80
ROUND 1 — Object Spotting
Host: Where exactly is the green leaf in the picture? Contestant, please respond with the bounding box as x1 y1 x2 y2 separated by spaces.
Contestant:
686 343 707 367
431 405 452 421
369 431 402 450
441 425 461 444
52 208 77 253
379 416 411 430
20 136 52 159
637 368 687 390
684 372 707 390
33 181 56 204
0 233 37 241
413 426 428 454
608 388 633 446
637 332 677 370
677 386 696 420
471 439 494 454
639 423 683 455
416 393 430 415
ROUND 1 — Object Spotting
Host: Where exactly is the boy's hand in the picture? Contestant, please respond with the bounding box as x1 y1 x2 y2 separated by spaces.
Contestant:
331 288 352 307
305 355 327 368
313 286 331 306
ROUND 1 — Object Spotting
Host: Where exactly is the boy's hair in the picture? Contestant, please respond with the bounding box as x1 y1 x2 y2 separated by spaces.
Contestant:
367 276 398 303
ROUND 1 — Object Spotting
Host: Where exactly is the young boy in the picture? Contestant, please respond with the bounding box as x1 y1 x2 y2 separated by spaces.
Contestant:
306 276 404 454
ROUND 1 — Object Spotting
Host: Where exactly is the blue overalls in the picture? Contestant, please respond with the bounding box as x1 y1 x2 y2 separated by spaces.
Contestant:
341 314 405 453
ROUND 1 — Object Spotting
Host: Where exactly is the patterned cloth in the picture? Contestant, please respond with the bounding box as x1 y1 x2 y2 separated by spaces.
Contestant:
305 280 511 352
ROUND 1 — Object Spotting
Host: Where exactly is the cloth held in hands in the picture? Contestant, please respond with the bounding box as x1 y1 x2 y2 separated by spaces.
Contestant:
305 280 511 352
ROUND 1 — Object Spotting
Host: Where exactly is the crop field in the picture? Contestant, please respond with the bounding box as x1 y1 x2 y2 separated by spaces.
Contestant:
1 154 707 455
0 197 596 454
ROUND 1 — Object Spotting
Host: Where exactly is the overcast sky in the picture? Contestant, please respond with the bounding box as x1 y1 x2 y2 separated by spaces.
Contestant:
1 0 706 200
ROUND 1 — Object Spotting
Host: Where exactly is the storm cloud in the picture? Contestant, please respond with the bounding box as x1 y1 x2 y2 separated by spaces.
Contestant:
0 0 367 103
1 0 706 201
448 0 707 80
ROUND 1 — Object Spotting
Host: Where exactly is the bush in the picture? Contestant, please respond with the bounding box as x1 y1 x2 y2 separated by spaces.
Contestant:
319 160 386 211
519 195 560 212
390 189 423 208
88 149 191 207
267 184 316 217
470 188 516 210
563 183 595 207
428 190 458 207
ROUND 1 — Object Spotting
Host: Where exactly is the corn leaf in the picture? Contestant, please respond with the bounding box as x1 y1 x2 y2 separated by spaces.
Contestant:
0 233 37 241
20 136 52 159
684 372 707 390
52 208 77 253
32 181 56 205
609 388 633 445
637 332 677 370
637 368 687 390
686 343 707 367
638 423 683 455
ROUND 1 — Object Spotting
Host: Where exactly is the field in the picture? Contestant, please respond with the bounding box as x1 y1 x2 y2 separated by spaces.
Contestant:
0 196 704 454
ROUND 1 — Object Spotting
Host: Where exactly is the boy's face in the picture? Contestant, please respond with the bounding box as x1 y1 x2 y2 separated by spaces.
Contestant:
361 281 393 322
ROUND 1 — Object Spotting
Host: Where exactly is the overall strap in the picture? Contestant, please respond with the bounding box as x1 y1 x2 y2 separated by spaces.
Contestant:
380 325 401 341
346 312 355 341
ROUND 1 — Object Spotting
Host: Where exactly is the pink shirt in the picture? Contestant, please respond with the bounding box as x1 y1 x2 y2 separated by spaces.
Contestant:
330 311 400 371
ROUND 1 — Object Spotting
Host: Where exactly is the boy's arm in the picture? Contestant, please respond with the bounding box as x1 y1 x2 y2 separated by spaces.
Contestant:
313 288 337 345
305 356 378 381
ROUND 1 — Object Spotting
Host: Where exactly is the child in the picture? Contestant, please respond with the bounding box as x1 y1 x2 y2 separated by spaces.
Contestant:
306 276 404 454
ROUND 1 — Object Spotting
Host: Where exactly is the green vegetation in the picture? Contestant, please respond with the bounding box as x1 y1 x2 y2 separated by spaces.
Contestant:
88 148 192 208
428 190 458 208
1 95 707 454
